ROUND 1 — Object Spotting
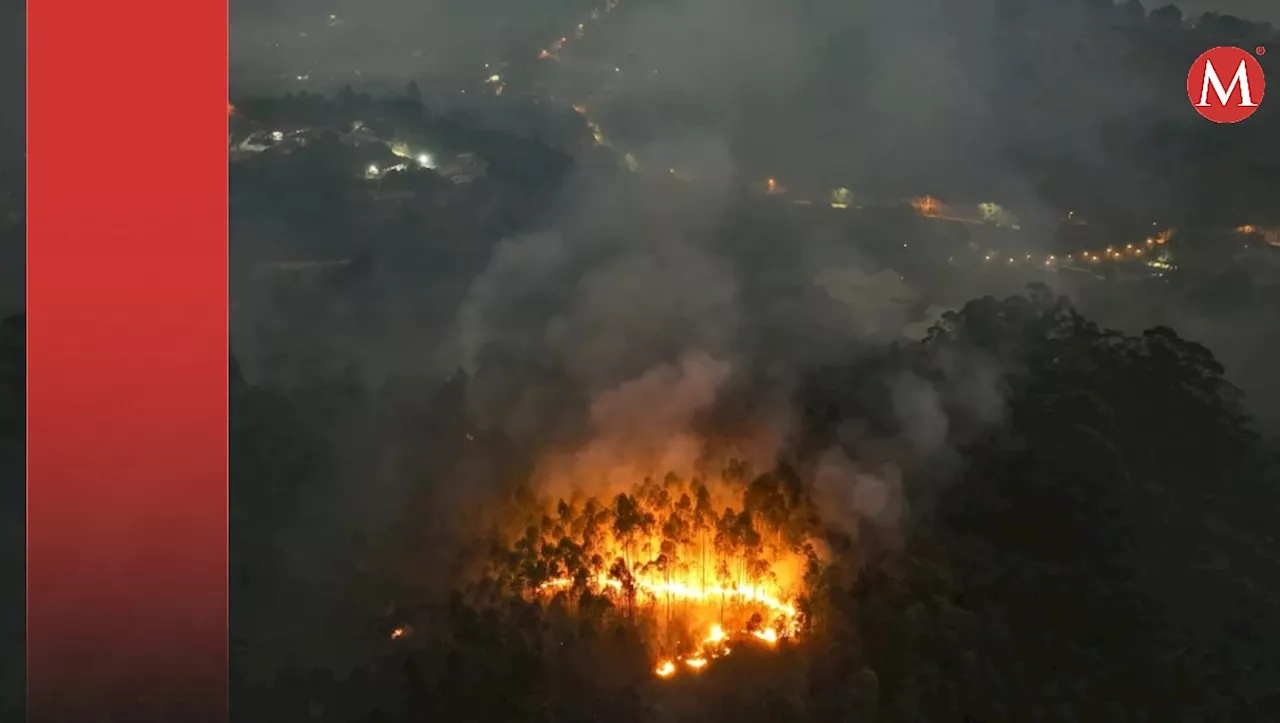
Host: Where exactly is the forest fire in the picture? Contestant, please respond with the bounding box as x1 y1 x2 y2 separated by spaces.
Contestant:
482 462 825 682
649 622 779 681
538 576 799 623
537 571 799 678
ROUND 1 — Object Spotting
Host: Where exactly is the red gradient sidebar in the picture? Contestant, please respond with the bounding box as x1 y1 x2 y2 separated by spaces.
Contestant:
27 0 228 718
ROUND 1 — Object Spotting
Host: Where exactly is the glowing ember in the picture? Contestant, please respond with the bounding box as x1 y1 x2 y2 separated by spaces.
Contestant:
389 626 407 640
685 656 708 670
655 660 676 678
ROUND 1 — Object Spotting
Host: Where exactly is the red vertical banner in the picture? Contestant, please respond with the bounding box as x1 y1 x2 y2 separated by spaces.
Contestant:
27 0 228 719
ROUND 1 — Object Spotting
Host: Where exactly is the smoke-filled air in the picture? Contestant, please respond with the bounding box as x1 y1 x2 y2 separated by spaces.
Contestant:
203 0 1280 721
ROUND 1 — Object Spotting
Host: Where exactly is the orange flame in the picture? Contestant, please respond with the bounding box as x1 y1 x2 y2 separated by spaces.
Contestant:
704 624 727 645
751 627 779 645
911 195 943 217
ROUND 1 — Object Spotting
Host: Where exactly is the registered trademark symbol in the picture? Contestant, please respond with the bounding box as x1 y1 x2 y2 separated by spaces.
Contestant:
1257 46 1266 56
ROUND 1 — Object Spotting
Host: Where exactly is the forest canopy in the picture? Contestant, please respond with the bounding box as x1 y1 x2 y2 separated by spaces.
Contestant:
226 286 1280 722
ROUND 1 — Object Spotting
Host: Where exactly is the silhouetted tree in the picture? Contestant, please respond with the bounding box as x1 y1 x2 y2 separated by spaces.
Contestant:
1148 3 1183 28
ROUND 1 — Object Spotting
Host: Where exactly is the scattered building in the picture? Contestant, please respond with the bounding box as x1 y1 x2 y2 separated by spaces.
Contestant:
978 202 1021 229
829 187 854 209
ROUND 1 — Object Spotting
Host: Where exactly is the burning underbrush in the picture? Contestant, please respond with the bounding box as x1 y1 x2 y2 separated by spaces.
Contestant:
460 459 834 680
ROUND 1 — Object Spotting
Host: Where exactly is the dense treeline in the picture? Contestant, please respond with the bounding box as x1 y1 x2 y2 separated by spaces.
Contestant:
226 287 1280 722
467 463 827 634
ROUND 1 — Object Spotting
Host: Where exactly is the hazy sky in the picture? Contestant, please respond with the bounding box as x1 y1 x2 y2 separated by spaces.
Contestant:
1180 0 1280 24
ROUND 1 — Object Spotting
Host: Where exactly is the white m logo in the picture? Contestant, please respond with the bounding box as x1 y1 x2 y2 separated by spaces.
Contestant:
1196 59 1258 107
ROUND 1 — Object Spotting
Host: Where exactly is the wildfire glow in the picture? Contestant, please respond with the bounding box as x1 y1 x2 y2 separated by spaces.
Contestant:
637 618 786 680
704 624 726 644
538 575 799 623
533 528 803 680
483 462 821 683
752 627 779 645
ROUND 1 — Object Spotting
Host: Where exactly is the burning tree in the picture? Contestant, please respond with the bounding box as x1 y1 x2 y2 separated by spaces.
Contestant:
462 460 832 679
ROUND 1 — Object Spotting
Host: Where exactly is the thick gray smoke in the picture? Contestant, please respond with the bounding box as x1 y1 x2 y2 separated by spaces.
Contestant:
443 141 1012 537
449 151 745 444
812 449 906 530
231 0 1280 411
535 352 737 500
807 353 1007 535
225 0 1280 677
